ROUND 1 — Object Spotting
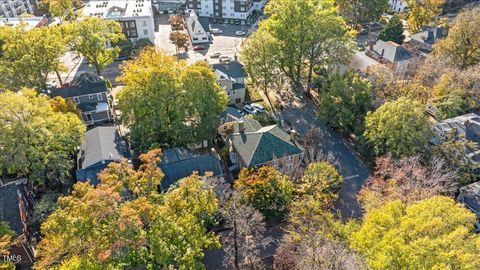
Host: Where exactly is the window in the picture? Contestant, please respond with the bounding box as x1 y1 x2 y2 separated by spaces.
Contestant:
120 20 138 38
231 89 236 95
143 29 148 36
88 94 93 99
142 21 147 27
73 97 80 104
235 98 242 104
227 91 231 96
97 93 103 100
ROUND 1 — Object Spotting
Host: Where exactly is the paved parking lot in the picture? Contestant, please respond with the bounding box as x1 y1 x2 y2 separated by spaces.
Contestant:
155 14 257 64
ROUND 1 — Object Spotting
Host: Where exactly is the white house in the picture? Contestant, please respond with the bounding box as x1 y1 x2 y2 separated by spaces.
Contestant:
389 0 408 13
213 61 247 106
186 9 210 44
83 0 156 44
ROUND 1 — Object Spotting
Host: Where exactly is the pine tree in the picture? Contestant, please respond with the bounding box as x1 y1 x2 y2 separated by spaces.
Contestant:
379 14 405 44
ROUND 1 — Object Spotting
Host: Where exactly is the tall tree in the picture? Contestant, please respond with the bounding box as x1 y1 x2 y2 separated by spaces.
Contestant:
241 28 278 112
349 196 480 270
0 25 67 91
35 151 219 270
336 0 389 25
169 31 189 54
435 7 480 69
0 89 85 187
69 17 125 75
318 71 373 135
235 166 294 222
407 0 445 33
358 155 457 212
118 49 227 150
0 222 15 270
261 0 354 93
364 97 431 157
40 0 82 22
379 14 405 44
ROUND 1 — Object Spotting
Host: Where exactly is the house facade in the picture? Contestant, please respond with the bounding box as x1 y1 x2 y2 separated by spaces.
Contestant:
0 0 40 18
225 119 304 172
48 73 112 126
405 26 445 53
186 9 210 44
153 0 186 12
185 0 266 20
389 0 407 12
213 61 246 106
83 0 156 44
76 126 130 186
0 178 35 268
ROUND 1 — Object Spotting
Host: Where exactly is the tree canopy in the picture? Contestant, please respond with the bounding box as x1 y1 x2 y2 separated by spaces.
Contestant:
0 24 67 91
318 72 372 135
336 0 389 26
35 150 219 270
68 17 125 75
0 222 15 270
40 0 82 22
364 97 431 157
0 89 85 187
260 0 355 92
379 14 405 44
349 196 480 270
118 49 227 151
235 166 294 222
407 0 445 33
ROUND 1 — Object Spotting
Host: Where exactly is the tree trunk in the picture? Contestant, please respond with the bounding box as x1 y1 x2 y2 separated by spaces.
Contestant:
55 70 63 86
306 62 314 93
264 81 276 115
233 220 240 270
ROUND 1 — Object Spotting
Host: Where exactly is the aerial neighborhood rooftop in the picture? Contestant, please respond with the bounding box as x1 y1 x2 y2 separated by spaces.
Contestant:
2 0 480 269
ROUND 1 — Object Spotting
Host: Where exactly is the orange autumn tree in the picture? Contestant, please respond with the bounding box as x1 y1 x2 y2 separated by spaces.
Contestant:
34 149 219 270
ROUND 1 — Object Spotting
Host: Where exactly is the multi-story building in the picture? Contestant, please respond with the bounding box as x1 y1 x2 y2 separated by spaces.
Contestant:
213 61 246 106
0 0 40 18
186 0 265 20
83 0 156 44
389 0 407 12
153 0 186 12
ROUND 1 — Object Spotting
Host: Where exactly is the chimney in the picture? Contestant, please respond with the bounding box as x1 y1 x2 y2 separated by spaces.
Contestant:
238 120 245 133
289 128 297 141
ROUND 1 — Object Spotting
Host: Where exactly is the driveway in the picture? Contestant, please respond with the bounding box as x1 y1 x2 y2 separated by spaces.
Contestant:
280 97 369 219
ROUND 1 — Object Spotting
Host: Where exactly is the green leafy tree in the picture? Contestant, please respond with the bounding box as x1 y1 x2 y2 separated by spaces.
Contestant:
0 89 85 187
241 29 278 112
29 192 60 238
34 150 219 270
336 0 389 25
262 0 355 93
435 7 480 69
118 49 227 150
0 25 67 91
407 0 445 33
318 72 372 135
379 14 405 44
299 161 343 197
40 0 82 22
235 166 294 222
364 97 431 157
69 17 125 75
349 196 480 270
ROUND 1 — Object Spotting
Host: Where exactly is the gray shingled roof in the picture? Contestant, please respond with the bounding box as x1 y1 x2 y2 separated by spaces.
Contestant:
372 40 412 62
159 147 223 190
410 26 444 46
230 124 303 166
76 126 130 185
459 181 480 216
48 73 107 98
0 183 23 235
212 61 246 79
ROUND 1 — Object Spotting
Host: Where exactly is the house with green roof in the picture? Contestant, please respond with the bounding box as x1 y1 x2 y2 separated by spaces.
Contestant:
227 118 304 171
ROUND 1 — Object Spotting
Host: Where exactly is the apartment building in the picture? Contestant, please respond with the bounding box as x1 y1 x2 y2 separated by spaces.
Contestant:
389 0 407 12
153 0 186 12
0 0 40 18
186 0 265 20
83 0 156 44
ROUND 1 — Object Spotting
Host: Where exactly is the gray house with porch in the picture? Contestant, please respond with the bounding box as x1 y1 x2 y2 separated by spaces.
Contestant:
48 73 112 126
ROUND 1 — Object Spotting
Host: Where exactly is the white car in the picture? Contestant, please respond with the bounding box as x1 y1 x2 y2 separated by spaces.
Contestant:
243 104 256 114
251 103 265 113
236 31 246 36
211 28 223 34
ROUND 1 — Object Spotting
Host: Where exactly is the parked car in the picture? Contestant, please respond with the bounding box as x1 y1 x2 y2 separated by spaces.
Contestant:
243 104 256 114
193 45 206 51
236 31 246 36
241 20 246 25
219 55 232 63
210 52 222 58
211 28 223 34
235 20 240 25
251 103 265 113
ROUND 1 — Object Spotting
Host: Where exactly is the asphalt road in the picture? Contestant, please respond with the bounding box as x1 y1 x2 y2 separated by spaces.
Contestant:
280 97 370 219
